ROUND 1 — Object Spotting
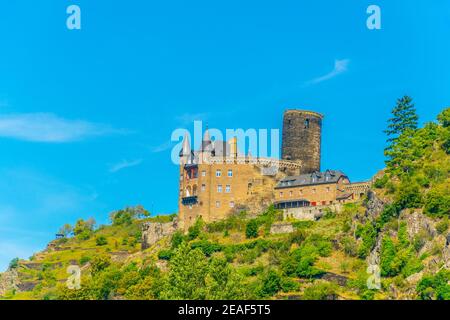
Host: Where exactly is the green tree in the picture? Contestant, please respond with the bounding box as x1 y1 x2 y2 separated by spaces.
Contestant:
245 219 259 239
8 257 19 269
58 224 73 237
384 95 418 147
437 107 450 128
417 270 450 300
257 269 282 298
160 243 209 299
205 257 246 299
380 236 398 277
90 254 111 275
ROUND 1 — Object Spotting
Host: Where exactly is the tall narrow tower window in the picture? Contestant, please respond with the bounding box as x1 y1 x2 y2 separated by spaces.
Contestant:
304 118 310 128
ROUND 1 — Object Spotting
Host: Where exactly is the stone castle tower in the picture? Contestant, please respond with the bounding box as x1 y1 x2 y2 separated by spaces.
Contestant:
281 109 323 174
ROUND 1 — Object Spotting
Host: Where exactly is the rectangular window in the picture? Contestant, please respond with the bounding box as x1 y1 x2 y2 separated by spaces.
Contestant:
289 191 293 197
229 201 235 208
201 184 206 191
216 170 221 177
299 189 303 195
227 169 233 177
279 192 283 197
225 185 231 193
326 187 330 192
202 170 206 177
215 201 220 208
217 185 222 193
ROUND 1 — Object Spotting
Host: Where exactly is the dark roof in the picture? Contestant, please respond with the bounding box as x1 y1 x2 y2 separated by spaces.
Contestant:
275 170 348 189
336 193 353 200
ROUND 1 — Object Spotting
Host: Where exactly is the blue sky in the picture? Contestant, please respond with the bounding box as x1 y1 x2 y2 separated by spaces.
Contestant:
0 0 449 271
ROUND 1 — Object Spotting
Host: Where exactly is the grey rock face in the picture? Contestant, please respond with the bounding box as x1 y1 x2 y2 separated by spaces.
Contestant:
141 219 178 250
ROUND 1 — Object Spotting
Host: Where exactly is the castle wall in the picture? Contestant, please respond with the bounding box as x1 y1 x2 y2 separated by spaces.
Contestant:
274 176 350 206
281 110 322 174
179 162 277 230
283 204 343 221
178 160 299 231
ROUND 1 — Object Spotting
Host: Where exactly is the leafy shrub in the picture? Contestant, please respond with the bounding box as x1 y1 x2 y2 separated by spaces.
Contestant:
90 254 111 275
257 270 282 298
436 217 449 235
282 236 330 279
95 235 108 246
380 236 399 277
79 255 92 265
190 240 222 256
416 270 450 300
187 218 203 240
288 230 306 245
356 222 377 258
341 236 358 257
302 282 337 300
245 219 259 239
380 235 423 278
292 221 314 229
395 181 423 209
158 249 174 260
377 203 401 228
171 231 185 249
373 175 389 189
280 276 299 292
423 187 450 217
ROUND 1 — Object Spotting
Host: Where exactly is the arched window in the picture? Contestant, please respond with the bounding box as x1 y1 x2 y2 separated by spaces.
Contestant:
185 186 192 197
304 118 310 128
192 185 198 196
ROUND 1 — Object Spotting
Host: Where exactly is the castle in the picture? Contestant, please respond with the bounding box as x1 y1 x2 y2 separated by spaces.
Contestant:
178 109 369 230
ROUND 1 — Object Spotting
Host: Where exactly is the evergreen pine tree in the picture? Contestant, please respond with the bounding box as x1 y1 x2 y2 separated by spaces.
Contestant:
384 95 419 148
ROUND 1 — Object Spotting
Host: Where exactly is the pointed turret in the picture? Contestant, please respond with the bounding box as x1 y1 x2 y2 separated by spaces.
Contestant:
201 127 213 153
179 133 193 165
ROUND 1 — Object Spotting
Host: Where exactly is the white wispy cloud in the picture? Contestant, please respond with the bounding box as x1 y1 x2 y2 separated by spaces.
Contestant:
0 112 124 143
306 59 350 85
109 159 143 173
150 141 174 153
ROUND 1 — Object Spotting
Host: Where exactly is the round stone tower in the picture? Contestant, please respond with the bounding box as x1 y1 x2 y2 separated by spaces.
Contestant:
281 109 323 174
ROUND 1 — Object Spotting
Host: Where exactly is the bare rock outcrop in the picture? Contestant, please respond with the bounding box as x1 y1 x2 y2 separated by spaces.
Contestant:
141 218 178 250
0 268 20 296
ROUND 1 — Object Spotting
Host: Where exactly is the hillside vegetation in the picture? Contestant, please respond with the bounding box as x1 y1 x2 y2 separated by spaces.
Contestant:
1 103 449 300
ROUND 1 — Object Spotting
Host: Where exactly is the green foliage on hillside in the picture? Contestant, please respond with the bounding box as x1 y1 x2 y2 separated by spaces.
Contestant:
1 103 448 301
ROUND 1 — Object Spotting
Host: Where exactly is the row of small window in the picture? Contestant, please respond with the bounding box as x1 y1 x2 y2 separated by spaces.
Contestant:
279 187 330 197
217 185 231 193
215 169 233 177
189 201 235 210
183 169 234 179
215 201 234 208
187 184 231 193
